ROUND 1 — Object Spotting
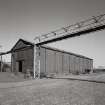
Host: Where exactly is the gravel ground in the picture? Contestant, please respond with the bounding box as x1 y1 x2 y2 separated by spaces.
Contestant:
0 78 105 105
0 73 105 105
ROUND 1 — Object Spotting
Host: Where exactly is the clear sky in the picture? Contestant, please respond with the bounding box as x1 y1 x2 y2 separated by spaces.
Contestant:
0 0 105 67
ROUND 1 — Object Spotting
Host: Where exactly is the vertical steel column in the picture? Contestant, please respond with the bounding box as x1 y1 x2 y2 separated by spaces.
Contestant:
33 45 41 79
33 45 36 78
38 59 40 78
11 52 14 72
90 60 93 73
37 46 41 78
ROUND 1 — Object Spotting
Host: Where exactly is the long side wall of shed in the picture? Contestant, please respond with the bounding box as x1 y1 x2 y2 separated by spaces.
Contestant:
39 47 93 75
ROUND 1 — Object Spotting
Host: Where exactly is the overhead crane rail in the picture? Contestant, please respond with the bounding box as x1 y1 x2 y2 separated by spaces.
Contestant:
34 14 105 45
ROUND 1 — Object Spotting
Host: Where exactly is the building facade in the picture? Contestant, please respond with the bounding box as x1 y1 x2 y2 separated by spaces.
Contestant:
11 39 93 78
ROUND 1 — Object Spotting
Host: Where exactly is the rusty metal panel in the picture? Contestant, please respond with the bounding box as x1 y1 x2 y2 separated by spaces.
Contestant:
69 55 72 73
83 58 85 71
23 48 33 72
37 46 93 75
91 60 93 69
74 56 79 72
74 56 77 72
82 58 89 73
84 58 88 71
26 48 33 60
69 54 75 73
40 47 46 73
87 59 90 70
86 59 88 70
55 52 63 74
16 62 19 73
62 53 69 74
12 48 34 73
81 58 85 73
46 49 56 74
79 57 83 73
77 57 80 72
88 59 93 70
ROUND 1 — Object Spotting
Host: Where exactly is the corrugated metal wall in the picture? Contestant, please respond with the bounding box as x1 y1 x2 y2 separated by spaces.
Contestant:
62 53 70 74
12 48 33 73
69 54 75 73
40 47 46 73
40 46 93 75
55 52 63 74
45 49 56 74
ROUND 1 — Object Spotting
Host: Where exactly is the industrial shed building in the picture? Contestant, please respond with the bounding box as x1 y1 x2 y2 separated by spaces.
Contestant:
11 39 93 78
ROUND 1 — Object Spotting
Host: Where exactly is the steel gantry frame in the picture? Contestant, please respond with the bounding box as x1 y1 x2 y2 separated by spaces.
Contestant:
33 13 105 78
34 14 105 45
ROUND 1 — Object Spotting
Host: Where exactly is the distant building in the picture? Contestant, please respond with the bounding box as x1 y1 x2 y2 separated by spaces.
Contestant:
93 67 105 73
11 39 93 78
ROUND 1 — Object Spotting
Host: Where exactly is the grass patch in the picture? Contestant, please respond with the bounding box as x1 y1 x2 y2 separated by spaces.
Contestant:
0 79 105 105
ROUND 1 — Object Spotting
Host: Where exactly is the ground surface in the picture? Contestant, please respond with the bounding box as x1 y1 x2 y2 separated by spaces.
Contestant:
0 72 27 82
0 73 105 105
0 78 105 105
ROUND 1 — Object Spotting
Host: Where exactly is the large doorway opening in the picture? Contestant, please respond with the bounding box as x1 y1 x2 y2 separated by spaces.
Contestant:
18 61 22 72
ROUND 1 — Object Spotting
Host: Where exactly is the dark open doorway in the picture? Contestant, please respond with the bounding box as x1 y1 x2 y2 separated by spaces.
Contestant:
19 61 22 72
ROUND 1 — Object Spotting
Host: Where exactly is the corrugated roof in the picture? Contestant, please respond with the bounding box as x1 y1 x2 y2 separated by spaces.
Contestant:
10 38 93 60
40 45 93 60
